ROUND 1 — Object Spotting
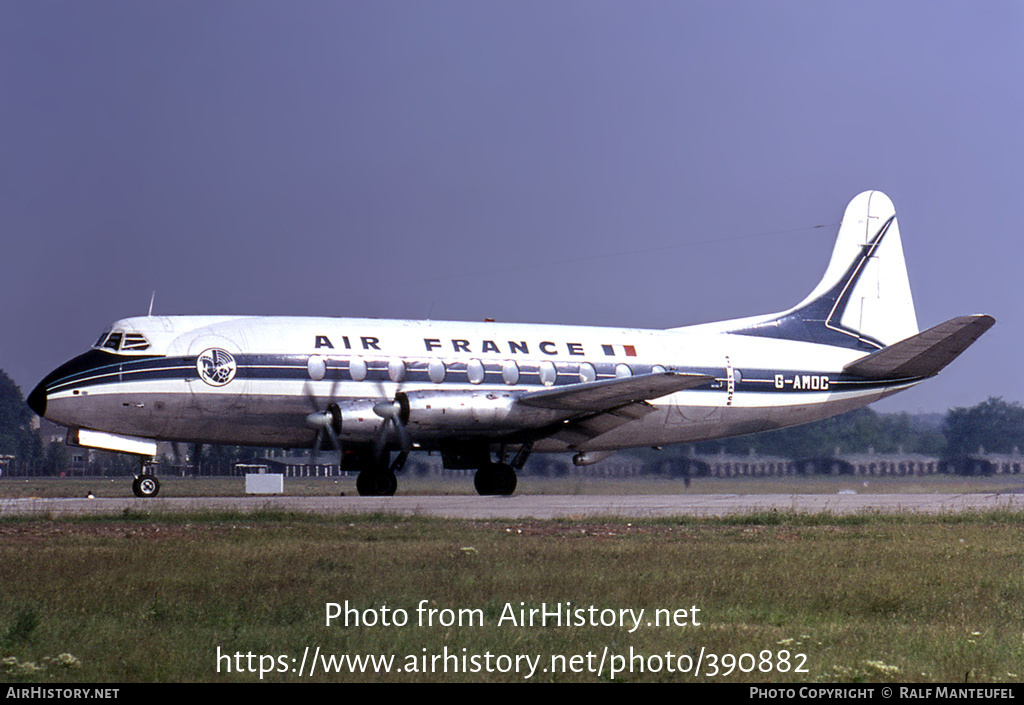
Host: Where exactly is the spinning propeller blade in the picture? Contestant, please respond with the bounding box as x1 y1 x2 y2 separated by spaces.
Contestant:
372 391 411 462
303 374 342 466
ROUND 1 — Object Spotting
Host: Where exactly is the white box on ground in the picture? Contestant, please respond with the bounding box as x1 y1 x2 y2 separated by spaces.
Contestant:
246 473 283 494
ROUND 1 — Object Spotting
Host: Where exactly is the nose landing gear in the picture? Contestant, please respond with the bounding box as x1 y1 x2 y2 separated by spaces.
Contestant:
132 460 160 498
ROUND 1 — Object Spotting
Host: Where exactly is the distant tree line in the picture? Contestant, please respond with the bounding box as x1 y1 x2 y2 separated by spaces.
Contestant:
643 399 1024 465
684 407 946 459
627 398 1024 473
2 367 1024 476
0 370 42 473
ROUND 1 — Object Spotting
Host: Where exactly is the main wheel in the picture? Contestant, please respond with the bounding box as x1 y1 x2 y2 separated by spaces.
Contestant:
356 470 398 496
474 463 517 496
132 474 160 498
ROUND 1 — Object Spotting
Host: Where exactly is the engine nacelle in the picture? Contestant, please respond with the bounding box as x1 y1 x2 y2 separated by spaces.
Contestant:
332 400 387 441
329 390 558 442
404 390 516 432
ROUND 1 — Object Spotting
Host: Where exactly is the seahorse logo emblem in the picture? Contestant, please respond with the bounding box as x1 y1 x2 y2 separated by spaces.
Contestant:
196 348 237 387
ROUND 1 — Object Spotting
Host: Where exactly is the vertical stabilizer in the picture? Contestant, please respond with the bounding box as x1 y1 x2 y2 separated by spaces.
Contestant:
734 191 919 351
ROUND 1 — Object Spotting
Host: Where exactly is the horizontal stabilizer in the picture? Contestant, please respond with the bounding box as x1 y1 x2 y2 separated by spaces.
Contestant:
518 371 714 412
843 314 995 380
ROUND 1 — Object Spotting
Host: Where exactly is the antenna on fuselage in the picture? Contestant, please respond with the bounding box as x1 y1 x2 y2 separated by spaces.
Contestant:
148 291 156 317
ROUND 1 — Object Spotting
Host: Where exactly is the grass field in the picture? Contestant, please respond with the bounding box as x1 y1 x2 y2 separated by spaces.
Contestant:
1 476 1023 683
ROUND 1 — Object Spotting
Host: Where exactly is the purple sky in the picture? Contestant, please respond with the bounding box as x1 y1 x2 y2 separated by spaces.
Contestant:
2 2 1019 414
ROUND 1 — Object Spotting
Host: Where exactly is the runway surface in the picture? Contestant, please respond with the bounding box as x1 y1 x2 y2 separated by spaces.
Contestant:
2 493 1024 519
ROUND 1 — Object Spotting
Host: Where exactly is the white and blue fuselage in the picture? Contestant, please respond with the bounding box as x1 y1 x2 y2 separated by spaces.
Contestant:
31 314 912 450
28 192 994 496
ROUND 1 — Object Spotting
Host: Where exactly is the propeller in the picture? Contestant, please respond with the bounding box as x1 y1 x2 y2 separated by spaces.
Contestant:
304 373 343 466
372 390 411 463
304 360 414 467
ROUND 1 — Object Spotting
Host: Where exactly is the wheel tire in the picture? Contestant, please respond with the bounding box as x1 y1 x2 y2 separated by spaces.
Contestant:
474 463 517 496
494 463 517 496
473 466 494 495
132 474 160 498
356 470 397 497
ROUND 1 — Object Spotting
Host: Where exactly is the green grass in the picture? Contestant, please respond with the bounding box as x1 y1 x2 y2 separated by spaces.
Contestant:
1 510 1023 683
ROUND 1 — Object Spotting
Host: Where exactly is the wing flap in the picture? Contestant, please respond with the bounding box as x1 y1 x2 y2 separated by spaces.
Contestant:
548 402 653 447
516 371 715 412
843 314 995 380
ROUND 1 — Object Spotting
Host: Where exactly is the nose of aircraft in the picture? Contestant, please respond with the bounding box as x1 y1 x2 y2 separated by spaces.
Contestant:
27 380 47 417
25 349 113 420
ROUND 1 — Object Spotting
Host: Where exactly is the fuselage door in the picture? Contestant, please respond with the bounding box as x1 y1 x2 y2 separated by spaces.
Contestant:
665 351 726 427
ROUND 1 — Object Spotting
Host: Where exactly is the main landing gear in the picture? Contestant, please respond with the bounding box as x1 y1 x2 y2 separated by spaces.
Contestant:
132 460 160 498
350 447 406 497
350 443 530 497
355 466 398 496
440 443 530 497
473 462 517 496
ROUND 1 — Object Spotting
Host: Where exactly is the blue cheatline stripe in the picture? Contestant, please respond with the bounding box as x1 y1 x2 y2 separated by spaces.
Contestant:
45 351 917 396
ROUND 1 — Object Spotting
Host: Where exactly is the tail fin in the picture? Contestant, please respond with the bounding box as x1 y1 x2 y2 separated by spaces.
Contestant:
734 191 919 351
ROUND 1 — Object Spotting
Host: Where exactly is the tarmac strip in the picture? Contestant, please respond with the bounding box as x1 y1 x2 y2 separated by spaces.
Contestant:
2 493 1024 519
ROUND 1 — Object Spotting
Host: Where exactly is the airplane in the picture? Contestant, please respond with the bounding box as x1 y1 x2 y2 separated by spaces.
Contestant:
27 191 994 498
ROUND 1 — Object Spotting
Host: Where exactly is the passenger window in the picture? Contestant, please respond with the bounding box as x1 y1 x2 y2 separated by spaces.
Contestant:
307 355 327 381
388 359 406 383
539 361 557 387
467 359 485 384
579 362 596 383
502 361 519 385
349 357 367 382
428 360 446 384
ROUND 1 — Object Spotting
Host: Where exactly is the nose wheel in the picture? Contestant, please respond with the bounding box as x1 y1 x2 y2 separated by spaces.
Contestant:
132 473 160 498
131 459 160 498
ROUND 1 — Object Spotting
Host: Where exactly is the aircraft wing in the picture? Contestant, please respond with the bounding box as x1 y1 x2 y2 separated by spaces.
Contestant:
843 314 995 380
516 371 714 450
543 401 656 449
516 371 715 412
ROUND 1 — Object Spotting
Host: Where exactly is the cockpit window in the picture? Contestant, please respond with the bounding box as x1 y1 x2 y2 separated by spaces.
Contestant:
103 333 123 351
94 329 151 353
122 333 150 351
96 331 151 352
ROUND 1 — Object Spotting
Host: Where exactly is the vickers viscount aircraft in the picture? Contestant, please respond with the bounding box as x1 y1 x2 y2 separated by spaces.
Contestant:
28 191 994 498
